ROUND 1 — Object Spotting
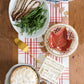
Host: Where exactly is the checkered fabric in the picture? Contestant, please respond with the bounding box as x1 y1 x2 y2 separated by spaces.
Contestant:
18 1 69 84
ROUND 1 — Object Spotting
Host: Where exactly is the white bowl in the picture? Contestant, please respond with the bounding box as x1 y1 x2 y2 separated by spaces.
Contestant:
44 24 79 57
9 0 49 38
4 64 40 84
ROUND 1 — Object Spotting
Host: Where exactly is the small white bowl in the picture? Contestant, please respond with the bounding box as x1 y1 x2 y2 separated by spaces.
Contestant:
4 64 40 84
44 24 79 57
9 0 49 38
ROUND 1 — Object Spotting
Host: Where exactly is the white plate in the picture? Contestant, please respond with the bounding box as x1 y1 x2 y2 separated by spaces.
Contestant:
4 64 40 84
9 0 49 38
44 24 79 57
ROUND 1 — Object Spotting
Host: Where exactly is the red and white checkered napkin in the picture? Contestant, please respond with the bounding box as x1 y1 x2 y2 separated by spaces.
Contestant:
18 1 69 84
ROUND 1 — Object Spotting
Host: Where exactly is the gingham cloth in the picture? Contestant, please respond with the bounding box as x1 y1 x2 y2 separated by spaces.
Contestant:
18 1 69 84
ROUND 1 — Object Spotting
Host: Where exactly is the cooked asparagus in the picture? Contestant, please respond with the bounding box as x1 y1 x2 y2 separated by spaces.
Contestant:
15 2 47 35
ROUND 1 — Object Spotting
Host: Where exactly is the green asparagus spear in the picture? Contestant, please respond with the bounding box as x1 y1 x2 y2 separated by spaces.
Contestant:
15 2 47 35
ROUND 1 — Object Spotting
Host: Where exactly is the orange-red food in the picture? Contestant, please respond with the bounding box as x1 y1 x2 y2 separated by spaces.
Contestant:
49 28 72 51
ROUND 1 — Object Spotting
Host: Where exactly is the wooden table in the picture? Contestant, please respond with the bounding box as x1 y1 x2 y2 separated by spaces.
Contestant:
69 0 84 84
0 0 18 83
0 0 84 84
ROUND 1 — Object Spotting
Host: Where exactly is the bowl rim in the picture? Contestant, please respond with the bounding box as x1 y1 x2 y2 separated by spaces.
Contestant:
4 64 40 84
44 23 79 57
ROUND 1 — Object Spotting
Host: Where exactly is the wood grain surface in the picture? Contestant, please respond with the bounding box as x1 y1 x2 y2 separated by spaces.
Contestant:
0 0 18 84
0 0 84 84
69 0 84 84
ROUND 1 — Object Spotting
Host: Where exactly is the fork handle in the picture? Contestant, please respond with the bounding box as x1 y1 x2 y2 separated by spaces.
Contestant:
28 51 40 63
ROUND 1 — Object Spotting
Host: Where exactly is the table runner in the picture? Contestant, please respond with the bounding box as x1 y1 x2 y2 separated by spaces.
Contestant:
18 1 69 84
